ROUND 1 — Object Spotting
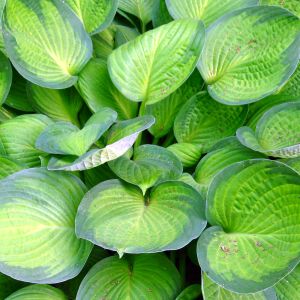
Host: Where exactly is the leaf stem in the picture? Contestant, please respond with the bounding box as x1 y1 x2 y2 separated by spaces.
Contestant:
141 20 146 33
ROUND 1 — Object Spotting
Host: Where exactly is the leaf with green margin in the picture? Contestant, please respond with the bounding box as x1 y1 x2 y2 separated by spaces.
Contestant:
237 102 300 158
0 168 92 283
174 92 248 153
76 254 182 300
3 0 92 89
176 284 202 300
5 71 33 112
76 179 206 256
260 0 300 17
152 0 173 27
108 19 205 104
197 159 300 293
0 51 12 106
194 137 265 197
274 264 300 300
280 157 300 174
28 84 82 125
166 0 258 27
36 108 117 156
118 0 156 27
5 285 67 300
109 144 183 194
92 25 116 59
198 6 300 105
115 25 140 47
202 272 277 300
0 156 25 179
0 273 26 299
64 0 118 35
145 70 203 138
47 115 155 171
77 58 138 119
0 114 53 167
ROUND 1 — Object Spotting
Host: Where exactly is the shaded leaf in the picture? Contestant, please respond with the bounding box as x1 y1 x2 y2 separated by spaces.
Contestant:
0 51 12 105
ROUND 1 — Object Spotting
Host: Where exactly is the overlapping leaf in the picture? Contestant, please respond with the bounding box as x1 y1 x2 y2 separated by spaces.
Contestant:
168 143 202 167
0 156 24 179
0 51 12 105
260 0 300 17
175 284 202 300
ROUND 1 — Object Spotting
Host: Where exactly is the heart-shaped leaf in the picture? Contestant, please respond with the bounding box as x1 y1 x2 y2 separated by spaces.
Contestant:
77 58 138 119
174 92 247 153
198 6 300 104
109 144 182 194
28 84 83 125
5 285 67 300
166 0 258 27
0 156 24 179
0 51 12 106
260 0 300 17
108 19 205 104
202 272 277 300
0 168 92 283
36 108 117 156
48 115 155 171
168 143 202 167
64 0 118 35
237 102 300 158
197 159 300 293
3 0 92 89
76 179 206 256
0 114 53 167
175 284 202 300
194 137 265 196
76 254 181 300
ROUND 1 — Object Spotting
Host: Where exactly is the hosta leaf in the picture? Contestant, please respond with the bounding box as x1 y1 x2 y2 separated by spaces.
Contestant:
166 0 258 27
152 0 173 27
281 157 300 173
48 115 155 171
0 273 26 299
0 114 53 166
202 272 277 300
108 19 205 104
178 173 202 195
64 0 118 35
0 0 5 55
92 25 116 59
197 159 300 293
174 92 247 153
3 0 92 89
84 164 116 188
175 284 202 300
260 0 300 17
0 156 24 179
76 179 206 256
274 264 300 300
0 51 12 106
28 84 82 125
194 137 265 196
115 25 140 47
36 108 117 156
168 143 202 168
0 168 92 283
237 102 300 158
76 254 182 300
198 6 300 104
0 106 14 124
6 285 67 300
109 144 182 194
145 70 203 138
77 58 138 119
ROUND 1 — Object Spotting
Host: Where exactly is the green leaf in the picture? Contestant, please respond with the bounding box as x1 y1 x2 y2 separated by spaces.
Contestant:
92 25 116 59
0 273 26 299
5 285 67 300
36 108 117 156
0 51 12 106
168 143 202 168
28 84 82 125
237 102 300 158
3 0 92 89
202 272 277 300
0 114 53 167
174 92 247 153
145 70 203 138
0 156 24 179
109 144 183 194
0 106 15 124
194 137 265 197
166 0 258 27
76 254 182 300
115 25 140 47
178 173 203 195
76 179 206 256
260 0 300 17
275 264 300 300
0 0 6 55
152 0 173 27
84 164 117 188
108 19 205 104
0 168 92 283
198 6 300 104
280 157 300 174
77 58 138 119
47 115 155 171
175 284 202 300
197 159 300 293
64 0 118 35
